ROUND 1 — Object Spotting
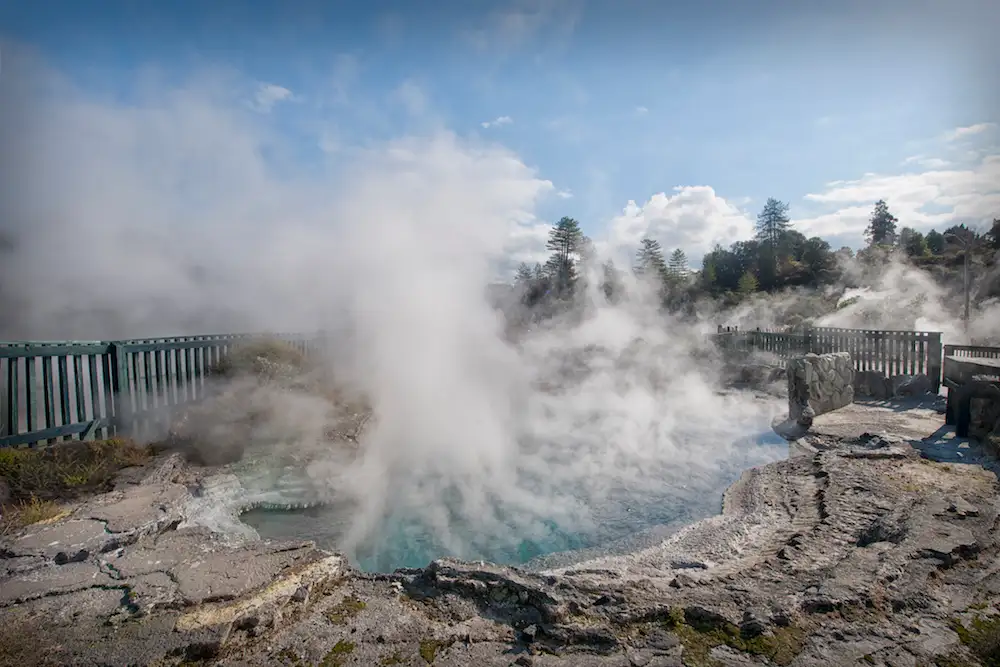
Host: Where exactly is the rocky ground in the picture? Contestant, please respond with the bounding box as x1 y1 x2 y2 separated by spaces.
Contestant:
1 400 999 667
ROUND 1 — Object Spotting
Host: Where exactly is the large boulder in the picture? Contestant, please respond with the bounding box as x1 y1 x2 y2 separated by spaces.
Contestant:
788 352 855 427
854 370 890 400
891 374 934 397
854 371 934 400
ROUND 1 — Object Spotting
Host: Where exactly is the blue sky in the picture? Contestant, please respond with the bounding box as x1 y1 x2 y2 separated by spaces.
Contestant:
2 0 999 268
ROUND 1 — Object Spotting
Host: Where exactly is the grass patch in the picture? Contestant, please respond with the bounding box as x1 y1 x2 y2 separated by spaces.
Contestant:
662 607 806 667
0 496 65 534
209 338 308 381
319 640 356 667
325 595 366 625
933 653 979 667
950 614 1000 666
379 652 405 665
418 639 453 664
274 647 307 666
0 438 151 508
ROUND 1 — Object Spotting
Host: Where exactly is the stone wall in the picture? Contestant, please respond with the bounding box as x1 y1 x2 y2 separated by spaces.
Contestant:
788 352 855 427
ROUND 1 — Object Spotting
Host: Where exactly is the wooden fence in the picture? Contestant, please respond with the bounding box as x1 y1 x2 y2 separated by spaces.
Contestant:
715 326 943 393
0 333 319 449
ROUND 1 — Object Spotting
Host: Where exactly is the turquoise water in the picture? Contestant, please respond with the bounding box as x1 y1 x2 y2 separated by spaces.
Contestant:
241 430 787 572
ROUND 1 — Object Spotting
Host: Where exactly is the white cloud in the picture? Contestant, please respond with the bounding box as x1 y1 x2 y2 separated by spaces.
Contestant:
902 155 951 169
329 54 360 106
605 186 755 263
460 0 580 54
318 128 340 154
795 153 1000 242
634 106 648 115
554 189 573 199
392 79 427 116
945 122 997 142
502 220 552 270
252 82 294 113
481 115 514 129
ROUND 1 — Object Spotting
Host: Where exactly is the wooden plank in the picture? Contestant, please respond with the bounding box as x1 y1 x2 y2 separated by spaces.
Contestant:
196 346 206 394
175 345 188 403
57 355 71 440
186 345 196 401
6 358 17 438
103 351 118 437
41 356 55 443
944 355 1000 370
0 344 110 359
25 357 36 436
0 418 111 449
73 355 87 434
143 350 155 411
153 349 165 407
129 350 142 417
927 333 943 393
88 355 104 439
120 339 238 354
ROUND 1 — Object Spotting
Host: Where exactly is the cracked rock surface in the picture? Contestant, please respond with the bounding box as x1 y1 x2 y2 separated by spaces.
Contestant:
2 402 999 667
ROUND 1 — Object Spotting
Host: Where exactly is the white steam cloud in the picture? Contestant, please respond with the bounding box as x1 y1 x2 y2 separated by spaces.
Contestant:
0 44 787 570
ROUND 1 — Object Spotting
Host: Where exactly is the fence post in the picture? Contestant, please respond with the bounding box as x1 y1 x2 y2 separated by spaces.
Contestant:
803 326 815 355
927 333 943 394
109 342 132 437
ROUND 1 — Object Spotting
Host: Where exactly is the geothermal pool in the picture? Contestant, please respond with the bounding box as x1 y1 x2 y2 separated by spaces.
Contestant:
241 429 787 573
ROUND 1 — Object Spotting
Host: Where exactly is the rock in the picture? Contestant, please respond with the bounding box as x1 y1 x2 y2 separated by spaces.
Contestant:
854 370 890 399
969 396 1000 440
2 403 999 667
771 416 810 442
739 610 767 638
788 353 855 425
733 364 785 391
797 405 816 429
891 374 933 397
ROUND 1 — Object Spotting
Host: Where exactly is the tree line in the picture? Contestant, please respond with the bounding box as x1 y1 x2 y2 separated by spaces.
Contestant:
511 200 1000 317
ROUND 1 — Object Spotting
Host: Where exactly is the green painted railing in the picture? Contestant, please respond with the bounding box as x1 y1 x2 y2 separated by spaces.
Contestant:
0 333 319 449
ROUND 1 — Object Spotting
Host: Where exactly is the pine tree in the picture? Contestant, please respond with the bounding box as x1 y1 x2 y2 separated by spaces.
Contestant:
545 217 584 297
514 262 533 284
986 219 1000 250
755 198 791 251
702 259 717 289
532 263 545 281
898 227 928 257
865 200 898 246
634 237 668 278
667 249 689 278
737 271 759 295
925 230 945 255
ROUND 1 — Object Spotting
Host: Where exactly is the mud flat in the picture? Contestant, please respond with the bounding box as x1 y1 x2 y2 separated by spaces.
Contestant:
2 399 999 667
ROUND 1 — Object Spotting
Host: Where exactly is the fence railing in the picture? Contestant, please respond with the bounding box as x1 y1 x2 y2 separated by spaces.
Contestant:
943 344 1000 361
0 333 319 449
714 326 943 393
